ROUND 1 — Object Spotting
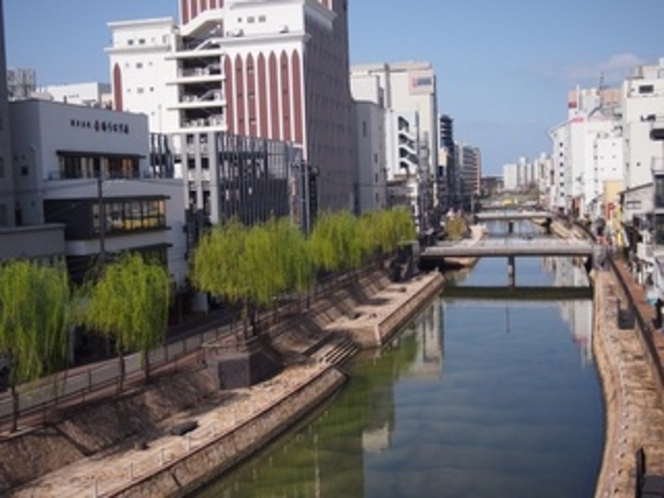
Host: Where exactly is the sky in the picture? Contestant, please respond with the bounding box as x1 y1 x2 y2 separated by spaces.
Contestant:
4 0 664 175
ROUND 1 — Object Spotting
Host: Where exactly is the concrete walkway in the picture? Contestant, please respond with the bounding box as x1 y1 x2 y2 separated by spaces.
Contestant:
12 362 327 498
11 272 444 497
594 268 664 498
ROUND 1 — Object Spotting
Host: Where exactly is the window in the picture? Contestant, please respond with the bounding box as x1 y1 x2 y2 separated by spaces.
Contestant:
248 16 255 23
639 84 654 94
0 156 3 178
128 39 134 46
362 121 367 137
258 15 266 22
138 38 145 45
136 62 143 69
0 204 6 226
137 87 144 94
92 199 166 234
656 214 664 245
20 166 28 176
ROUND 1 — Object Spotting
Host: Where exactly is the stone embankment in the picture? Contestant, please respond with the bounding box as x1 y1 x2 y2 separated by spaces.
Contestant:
548 220 664 497
592 268 664 498
8 269 445 497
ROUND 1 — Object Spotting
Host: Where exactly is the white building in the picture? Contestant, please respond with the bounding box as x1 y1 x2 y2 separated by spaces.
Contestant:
350 62 438 199
106 17 179 133
350 73 387 214
37 82 113 108
622 59 664 190
107 1 357 213
8 99 187 288
502 163 518 191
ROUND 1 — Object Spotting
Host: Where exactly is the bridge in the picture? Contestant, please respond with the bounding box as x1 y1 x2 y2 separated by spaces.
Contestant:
473 210 555 234
422 238 593 258
421 237 595 285
475 210 553 221
442 285 593 301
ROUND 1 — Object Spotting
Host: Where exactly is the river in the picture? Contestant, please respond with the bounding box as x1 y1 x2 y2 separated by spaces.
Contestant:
192 222 605 498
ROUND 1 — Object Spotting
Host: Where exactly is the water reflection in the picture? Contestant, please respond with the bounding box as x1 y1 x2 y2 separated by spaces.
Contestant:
193 232 603 498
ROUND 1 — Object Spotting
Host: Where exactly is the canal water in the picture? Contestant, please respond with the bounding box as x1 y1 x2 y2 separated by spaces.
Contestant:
193 223 605 498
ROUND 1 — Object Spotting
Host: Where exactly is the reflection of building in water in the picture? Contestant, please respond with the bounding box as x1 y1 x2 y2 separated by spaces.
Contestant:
362 422 391 453
402 301 444 379
542 255 589 287
543 256 594 364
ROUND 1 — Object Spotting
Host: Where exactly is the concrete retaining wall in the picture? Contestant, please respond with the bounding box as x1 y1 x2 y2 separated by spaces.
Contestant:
591 275 621 497
110 367 346 498
375 273 445 345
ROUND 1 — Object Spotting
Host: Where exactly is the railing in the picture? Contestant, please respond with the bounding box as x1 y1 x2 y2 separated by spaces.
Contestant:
0 262 386 434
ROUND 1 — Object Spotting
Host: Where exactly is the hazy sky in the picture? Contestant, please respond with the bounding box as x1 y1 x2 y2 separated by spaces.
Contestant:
4 0 664 175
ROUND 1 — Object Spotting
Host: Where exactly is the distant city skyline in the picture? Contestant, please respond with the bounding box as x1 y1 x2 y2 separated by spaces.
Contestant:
5 0 664 175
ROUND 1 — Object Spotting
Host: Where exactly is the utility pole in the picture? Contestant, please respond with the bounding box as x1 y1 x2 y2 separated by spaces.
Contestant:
97 167 106 267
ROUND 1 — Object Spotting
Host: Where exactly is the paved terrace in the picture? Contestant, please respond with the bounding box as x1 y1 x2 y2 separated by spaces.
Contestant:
9 272 444 497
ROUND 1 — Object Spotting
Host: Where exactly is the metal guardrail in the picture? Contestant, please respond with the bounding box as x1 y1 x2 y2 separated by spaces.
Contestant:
0 262 385 433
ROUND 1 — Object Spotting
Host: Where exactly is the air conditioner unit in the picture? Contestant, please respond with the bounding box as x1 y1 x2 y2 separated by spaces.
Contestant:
279 25 289 33
233 29 244 37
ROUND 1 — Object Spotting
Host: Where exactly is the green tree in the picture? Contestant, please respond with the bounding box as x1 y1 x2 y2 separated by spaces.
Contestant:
308 210 363 273
192 217 313 335
0 260 71 432
78 253 171 389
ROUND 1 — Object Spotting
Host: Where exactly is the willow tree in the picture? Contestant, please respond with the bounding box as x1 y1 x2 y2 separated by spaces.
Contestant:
308 210 363 274
192 217 312 336
79 253 171 389
0 260 71 432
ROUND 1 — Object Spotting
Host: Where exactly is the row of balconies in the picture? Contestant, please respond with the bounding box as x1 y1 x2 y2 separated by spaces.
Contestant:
178 65 222 78
181 115 225 129
180 90 223 103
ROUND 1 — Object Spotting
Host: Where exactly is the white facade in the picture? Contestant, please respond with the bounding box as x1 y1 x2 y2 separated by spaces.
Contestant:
37 82 112 108
8 100 187 288
622 59 664 190
108 2 357 213
350 73 387 214
350 62 438 191
502 163 518 191
106 18 180 133
354 100 386 214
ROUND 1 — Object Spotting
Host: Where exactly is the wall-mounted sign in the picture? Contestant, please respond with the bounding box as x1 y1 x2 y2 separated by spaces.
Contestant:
70 118 130 135
409 69 435 95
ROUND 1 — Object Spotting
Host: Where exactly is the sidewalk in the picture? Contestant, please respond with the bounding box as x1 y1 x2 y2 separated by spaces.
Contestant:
594 265 664 497
12 362 329 498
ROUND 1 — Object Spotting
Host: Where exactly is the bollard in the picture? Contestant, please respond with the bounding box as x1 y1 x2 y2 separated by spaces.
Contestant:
187 432 192 451
128 462 133 481
93 477 99 498
160 446 165 466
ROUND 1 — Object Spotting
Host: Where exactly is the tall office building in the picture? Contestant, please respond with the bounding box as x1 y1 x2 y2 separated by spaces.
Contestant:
438 114 455 209
0 0 13 228
107 0 357 213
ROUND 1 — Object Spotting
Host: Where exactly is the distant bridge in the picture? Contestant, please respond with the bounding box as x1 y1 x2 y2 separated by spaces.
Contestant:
475 210 554 222
442 285 593 301
422 238 594 259
421 237 595 285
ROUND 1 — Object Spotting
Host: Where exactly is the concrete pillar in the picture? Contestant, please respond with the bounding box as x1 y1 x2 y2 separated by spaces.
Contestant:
507 256 515 287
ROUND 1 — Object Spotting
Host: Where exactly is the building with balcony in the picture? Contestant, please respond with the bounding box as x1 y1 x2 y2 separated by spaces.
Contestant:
438 114 455 210
107 0 357 214
350 62 439 209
